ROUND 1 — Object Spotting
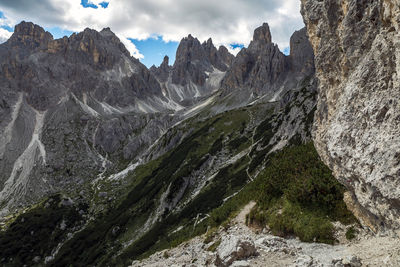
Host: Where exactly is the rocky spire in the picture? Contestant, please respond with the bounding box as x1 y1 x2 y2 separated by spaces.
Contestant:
221 22 287 95
201 38 233 71
161 55 169 68
218 45 234 67
150 55 171 83
253 23 272 43
248 23 273 51
8 21 53 49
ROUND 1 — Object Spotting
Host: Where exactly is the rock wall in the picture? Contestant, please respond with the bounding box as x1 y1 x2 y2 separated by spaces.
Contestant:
301 0 400 230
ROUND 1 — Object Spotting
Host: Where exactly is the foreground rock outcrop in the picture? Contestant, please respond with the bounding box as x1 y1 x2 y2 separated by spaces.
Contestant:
130 202 400 267
215 235 257 266
301 0 400 230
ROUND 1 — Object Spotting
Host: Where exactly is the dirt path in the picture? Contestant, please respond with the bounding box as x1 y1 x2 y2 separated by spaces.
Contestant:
233 201 256 225
131 202 400 267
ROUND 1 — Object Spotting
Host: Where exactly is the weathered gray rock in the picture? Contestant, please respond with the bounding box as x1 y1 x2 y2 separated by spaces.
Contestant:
301 0 400 230
215 235 257 267
0 22 178 215
217 23 315 111
221 23 288 97
152 34 233 105
150 55 171 83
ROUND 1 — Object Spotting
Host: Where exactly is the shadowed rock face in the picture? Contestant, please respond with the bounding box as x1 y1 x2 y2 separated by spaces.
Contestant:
0 22 178 215
218 23 315 109
301 0 400 230
0 22 172 111
288 28 315 75
172 34 209 87
150 56 171 83
220 22 286 95
151 35 233 105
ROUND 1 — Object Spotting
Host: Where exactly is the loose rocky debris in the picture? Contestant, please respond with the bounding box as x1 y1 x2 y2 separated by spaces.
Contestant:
130 202 400 267
215 235 257 266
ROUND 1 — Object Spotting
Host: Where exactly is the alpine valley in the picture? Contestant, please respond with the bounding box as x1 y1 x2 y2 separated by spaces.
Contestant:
0 1 399 266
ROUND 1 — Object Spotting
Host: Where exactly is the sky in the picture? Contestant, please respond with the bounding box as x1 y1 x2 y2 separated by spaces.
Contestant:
0 0 304 67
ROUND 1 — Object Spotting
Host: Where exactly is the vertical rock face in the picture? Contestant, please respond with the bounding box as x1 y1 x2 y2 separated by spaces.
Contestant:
218 23 315 110
8 21 53 50
221 23 288 96
151 35 233 105
288 28 315 75
150 56 171 83
301 0 400 230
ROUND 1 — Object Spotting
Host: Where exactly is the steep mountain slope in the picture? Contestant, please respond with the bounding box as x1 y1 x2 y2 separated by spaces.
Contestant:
301 0 400 230
0 21 337 267
0 22 181 215
42 75 319 267
0 17 367 267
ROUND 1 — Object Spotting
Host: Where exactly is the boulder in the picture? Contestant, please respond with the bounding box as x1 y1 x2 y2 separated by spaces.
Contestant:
215 235 257 267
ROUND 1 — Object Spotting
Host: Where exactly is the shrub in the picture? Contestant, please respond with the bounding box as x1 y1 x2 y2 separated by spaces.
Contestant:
345 226 357 240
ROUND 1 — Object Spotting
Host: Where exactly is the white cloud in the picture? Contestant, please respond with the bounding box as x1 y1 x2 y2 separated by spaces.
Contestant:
0 28 12 43
118 35 144 59
0 0 304 56
227 46 243 56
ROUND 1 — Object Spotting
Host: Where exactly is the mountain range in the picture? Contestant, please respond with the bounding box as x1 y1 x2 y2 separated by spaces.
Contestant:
0 1 399 265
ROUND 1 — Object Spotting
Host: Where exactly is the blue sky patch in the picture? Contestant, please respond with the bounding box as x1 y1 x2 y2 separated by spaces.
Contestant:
283 47 290 55
230 43 244 50
0 10 12 32
81 0 98 9
0 25 13 32
129 36 179 68
46 27 74 39
99 2 109 8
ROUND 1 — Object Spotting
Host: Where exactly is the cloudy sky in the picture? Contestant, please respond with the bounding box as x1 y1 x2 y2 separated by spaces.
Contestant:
0 0 304 67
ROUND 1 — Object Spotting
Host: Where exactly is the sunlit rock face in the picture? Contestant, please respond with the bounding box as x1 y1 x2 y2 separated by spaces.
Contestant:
301 0 400 230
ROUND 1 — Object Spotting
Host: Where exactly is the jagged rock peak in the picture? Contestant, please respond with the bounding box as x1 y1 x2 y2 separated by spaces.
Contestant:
217 45 234 64
150 55 171 83
203 37 213 46
175 34 204 62
253 23 272 43
288 27 314 74
220 22 288 96
9 21 53 48
161 55 169 67
101 27 112 32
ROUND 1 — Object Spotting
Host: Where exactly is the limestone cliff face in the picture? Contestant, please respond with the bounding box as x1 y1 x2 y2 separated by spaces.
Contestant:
301 0 400 230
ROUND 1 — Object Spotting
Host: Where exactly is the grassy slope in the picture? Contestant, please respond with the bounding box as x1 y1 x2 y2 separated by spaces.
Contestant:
50 107 257 266
0 194 87 267
0 81 355 266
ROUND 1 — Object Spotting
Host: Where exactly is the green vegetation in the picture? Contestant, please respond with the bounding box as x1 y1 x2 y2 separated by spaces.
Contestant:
0 89 355 266
246 143 356 244
51 99 354 265
207 239 221 252
346 226 358 240
51 107 252 266
0 194 86 266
